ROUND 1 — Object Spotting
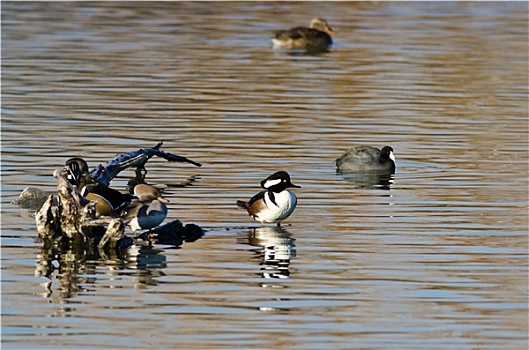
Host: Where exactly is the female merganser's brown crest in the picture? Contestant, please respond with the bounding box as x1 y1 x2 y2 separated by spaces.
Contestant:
122 184 169 232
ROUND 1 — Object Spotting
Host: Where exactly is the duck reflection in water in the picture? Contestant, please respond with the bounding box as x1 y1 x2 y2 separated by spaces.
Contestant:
34 229 204 299
246 226 296 280
338 171 395 190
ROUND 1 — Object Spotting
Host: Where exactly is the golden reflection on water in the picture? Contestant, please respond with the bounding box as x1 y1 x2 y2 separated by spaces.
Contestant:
2 1 527 349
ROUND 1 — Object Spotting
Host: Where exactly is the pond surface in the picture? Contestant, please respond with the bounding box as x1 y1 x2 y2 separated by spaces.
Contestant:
1 2 528 349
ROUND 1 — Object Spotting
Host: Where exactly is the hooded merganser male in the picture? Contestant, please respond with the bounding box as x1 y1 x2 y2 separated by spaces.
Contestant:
272 18 335 50
335 146 396 173
122 184 169 232
236 171 301 227
62 157 133 216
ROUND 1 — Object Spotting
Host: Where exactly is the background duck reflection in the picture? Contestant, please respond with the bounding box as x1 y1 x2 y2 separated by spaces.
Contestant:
337 171 395 190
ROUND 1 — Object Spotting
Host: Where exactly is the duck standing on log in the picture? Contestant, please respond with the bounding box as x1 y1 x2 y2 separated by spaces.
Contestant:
122 184 169 232
61 142 201 216
34 142 203 248
62 157 133 216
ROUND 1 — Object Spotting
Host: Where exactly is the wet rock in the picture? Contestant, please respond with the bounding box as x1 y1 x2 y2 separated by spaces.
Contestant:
12 187 55 210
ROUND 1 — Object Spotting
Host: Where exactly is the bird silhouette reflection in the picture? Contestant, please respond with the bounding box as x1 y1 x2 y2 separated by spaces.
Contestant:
246 226 296 280
337 171 395 190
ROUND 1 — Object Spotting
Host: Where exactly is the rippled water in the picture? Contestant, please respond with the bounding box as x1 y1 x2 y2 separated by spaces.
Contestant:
2 2 528 349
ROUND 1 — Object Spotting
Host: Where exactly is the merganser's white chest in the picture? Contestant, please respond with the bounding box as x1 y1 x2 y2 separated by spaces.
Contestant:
256 190 297 224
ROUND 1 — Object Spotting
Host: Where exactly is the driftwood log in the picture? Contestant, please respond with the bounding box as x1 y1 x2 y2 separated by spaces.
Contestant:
35 170 203 249
33 143 203 250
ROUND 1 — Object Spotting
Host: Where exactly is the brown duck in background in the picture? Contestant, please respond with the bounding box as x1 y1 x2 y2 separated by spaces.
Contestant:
272 18 335 51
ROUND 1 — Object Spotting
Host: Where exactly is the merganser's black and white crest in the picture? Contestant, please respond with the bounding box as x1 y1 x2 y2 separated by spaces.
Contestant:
237 171 301 227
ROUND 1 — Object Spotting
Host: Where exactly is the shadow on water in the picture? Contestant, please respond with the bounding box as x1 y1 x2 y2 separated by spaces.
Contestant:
238 226 296 281
128 167 202 191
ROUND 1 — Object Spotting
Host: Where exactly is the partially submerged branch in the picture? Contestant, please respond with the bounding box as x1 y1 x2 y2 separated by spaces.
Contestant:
35 169 203 249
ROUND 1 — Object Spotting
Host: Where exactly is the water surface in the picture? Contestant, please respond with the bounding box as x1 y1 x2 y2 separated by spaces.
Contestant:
2 2 528 349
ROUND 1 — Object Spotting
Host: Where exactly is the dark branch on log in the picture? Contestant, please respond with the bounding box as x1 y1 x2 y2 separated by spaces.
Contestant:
90 142 201 186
